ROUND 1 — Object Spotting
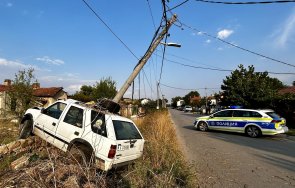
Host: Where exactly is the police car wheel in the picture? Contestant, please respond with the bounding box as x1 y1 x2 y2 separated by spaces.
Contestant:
198 121 208 131
246 126 261 138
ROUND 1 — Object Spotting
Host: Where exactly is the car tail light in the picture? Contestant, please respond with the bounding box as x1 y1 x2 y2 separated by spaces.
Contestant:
271 120 281 123
108 145 117 159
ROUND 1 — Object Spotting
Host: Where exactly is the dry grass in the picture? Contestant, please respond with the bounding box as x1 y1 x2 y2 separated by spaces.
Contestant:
0 120 19 145
0 110 197 187
121 110 197 187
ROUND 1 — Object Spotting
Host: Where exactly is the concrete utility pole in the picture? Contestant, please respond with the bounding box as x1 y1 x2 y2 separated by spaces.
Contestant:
113 14 177 103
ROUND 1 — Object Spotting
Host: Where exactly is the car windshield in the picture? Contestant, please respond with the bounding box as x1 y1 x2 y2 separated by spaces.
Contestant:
113 120 142 140
266 112 281 119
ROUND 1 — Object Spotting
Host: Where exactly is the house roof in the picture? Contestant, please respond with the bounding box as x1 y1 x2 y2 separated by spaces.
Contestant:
0 85 9 92
33 87 64 97
278 86 295 95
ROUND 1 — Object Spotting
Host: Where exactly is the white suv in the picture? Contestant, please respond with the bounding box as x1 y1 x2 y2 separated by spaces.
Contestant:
19 99 145 171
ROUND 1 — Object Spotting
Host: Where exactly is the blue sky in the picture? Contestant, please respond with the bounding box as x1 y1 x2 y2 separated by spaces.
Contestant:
0 1 295 102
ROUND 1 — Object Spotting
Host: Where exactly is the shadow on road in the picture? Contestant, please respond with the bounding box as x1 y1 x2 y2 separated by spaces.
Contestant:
204 130 295 172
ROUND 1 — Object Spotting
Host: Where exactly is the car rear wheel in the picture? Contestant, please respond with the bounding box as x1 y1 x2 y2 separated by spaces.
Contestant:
197 121 208 131
69 144 93 167
19 119 33 139
246 126 261 138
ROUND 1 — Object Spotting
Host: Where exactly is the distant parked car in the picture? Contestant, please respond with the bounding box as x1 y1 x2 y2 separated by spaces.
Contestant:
193 108 288 138
183 105 193 112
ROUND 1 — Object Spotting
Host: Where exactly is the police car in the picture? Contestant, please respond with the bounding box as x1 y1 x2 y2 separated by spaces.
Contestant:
193 109 288 138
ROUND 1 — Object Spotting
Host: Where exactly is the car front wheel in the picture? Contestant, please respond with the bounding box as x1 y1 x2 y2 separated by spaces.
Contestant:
19 119 33 139
246 126 261 138
197 121 208 131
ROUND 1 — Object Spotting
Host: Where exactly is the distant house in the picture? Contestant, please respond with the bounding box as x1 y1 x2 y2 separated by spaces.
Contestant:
0 79 67 115
278 86 295 95
32 83 67 107
0 79 11 114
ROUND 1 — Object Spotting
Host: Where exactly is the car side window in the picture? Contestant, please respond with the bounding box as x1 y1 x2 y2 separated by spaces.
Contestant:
91 110 107 137
64 106 84 128
233 110 250 117
250 111 262 118
44 102 67 119
214 110 233 117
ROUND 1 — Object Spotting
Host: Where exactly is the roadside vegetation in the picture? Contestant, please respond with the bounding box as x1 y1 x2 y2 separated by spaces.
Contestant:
0 110 196 187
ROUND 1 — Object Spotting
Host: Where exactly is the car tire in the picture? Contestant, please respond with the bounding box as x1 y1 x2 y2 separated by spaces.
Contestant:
245 126 261 138
19 119 33 139
69 144 93 167
197 121 208 131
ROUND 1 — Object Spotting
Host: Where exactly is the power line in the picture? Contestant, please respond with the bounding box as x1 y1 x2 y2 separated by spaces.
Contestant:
160 50 224 69
195 0 295 4
146 0 157 30
167 0 190 11
81 0 139 60
160 83 219 90
176 20 295 68
154 53 295 75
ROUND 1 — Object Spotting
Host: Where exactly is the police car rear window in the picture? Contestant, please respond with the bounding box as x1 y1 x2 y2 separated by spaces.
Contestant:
266 112 281 119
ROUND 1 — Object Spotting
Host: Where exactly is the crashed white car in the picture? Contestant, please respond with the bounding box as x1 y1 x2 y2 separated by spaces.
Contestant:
19 99 145 171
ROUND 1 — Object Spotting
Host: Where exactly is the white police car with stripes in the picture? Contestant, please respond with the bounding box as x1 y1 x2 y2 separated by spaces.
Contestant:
194 109 288 138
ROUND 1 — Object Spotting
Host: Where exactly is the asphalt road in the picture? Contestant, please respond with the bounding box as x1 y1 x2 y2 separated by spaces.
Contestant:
169 108 295 188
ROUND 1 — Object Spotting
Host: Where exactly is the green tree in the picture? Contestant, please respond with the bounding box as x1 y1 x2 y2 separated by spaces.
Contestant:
92 77 117 100
72 77 117 102
171 96 182 108
221 64 284 108
183 91 200 106
7 68 37 118
293 81 295 86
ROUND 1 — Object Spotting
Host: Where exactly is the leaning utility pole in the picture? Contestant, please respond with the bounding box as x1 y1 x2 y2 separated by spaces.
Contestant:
113 14 177 103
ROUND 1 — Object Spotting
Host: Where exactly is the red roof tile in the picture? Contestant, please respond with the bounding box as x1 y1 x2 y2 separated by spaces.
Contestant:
279 86 295 95
0 85 9 92
33 87 63 97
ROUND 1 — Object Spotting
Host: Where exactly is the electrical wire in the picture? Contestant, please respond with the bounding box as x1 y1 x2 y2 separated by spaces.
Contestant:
167 0 190 11
81 0 139 60
160 83 219 90
195 0 295 4
177 20 295 68
154 53 295 75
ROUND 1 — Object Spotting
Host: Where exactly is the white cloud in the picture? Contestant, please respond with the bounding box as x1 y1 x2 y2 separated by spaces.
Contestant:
206 39 211 43
6 2 13 7
217 29 234 39
217 47 223 51
0 58 30 69
274 8 295 47
36 56 65 65
65 84 82 94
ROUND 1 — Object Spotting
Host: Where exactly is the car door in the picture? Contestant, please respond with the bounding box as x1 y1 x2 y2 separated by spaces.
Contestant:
55 105 85 151
111 119 144 164
34 102 67 144
209 110 234 129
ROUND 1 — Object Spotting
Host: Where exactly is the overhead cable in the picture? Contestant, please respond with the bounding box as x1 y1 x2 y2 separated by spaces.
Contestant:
160 83 219 90
177 20 295 68
167 0 190 11
154 53 295 75
195 0 295 4
81 0 139 60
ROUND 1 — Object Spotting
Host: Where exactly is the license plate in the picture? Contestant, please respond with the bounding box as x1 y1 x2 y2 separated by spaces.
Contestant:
117 144 129 151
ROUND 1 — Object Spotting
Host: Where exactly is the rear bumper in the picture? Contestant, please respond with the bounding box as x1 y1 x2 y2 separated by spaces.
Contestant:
95 157 137 171
262 126 289 135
